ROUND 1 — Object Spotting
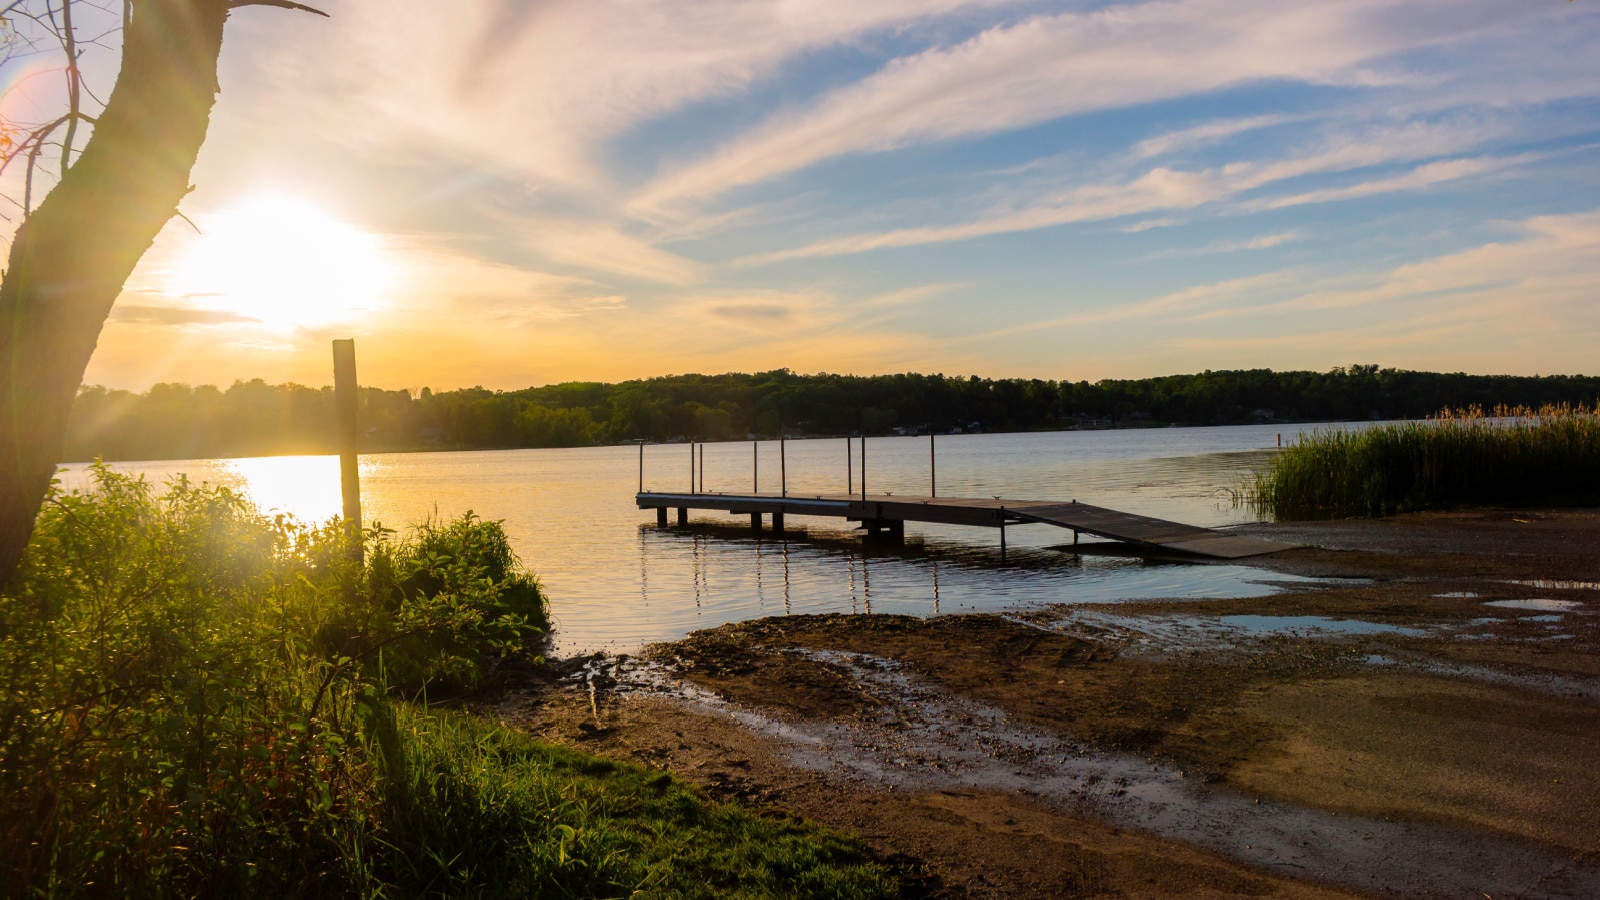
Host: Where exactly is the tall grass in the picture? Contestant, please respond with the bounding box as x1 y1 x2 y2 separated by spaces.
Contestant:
0 467 895 897
1256 404 1600 519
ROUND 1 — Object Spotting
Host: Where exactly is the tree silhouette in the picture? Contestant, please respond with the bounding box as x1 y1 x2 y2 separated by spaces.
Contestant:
0 0 325 587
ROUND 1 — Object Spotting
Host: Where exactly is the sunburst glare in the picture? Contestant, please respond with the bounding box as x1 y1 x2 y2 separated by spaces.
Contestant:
170 195 394 331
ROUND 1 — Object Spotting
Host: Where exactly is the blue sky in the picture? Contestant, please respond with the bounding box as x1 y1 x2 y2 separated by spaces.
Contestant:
15 0 1600 390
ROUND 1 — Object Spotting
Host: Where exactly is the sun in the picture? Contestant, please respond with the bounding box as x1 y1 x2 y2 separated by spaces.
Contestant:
170 196 394 331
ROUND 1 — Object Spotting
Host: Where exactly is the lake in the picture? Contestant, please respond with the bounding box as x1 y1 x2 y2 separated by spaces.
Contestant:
58 423 1351 654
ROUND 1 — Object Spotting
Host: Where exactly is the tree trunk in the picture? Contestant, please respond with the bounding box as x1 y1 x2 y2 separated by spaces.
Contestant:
0 0 230 586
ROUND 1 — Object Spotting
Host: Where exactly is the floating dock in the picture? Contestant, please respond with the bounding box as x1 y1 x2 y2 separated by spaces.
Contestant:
635 491 1295 560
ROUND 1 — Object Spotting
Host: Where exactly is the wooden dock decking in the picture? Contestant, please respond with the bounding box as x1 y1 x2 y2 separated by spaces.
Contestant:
635 491 1295 559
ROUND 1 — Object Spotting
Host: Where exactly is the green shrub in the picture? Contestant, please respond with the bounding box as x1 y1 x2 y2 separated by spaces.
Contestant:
0 466 896 898
1256 405 1600 519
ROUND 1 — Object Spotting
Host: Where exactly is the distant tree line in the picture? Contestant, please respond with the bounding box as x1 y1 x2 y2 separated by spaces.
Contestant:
63 365 1600 462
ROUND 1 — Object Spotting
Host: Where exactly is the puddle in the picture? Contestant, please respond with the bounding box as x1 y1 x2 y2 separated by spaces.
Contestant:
1024 610 1427 657
605 652 1600 899
1504 579 1600 591
1485 599 1583 612
1217 615 1425 636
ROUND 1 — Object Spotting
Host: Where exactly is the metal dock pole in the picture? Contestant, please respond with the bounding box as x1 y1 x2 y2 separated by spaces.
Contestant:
860 435 866 501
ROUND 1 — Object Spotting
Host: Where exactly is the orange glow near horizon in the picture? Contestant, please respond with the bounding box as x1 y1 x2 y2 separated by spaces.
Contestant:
169 195 395 332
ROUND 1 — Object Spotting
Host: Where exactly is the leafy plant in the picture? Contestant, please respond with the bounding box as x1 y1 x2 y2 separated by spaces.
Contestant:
0 466 896 897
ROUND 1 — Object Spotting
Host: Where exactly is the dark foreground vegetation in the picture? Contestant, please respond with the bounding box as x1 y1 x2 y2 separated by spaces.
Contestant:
1257 405 1600 519
0 469 894 897
67 365 1600 461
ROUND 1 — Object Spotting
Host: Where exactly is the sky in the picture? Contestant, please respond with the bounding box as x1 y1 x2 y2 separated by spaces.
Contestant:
6 0 1600 392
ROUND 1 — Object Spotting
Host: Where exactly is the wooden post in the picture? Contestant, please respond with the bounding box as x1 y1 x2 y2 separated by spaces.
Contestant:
332 339 361 561
999 506 1007 555
930 432 936 498
638 441 644 493
657 507 668 527
780 431 787 498
689 442 695 493
753 440 759 493
847 436 853 494
699 442 705 494
773 511 784 535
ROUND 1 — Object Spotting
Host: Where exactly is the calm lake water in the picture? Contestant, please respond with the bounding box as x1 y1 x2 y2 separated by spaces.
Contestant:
59 424 1353 654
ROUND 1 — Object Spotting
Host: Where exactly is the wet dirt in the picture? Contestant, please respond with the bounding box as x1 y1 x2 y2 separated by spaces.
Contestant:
484 507 1600 898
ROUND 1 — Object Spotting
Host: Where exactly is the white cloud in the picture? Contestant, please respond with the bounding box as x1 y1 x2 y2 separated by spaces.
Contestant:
239 0 1032 196
1208 208 1600 321
633 0 1539 214
1254 153 1539 210
733 121 1536 263
1132 115 1297 159
1140 229 1305 260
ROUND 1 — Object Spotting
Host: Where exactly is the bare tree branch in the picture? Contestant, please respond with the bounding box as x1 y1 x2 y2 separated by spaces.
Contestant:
226 0 327 16
59 0 82 178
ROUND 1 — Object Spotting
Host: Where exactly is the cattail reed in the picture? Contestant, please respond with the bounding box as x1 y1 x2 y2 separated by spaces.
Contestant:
1255 404 1600 519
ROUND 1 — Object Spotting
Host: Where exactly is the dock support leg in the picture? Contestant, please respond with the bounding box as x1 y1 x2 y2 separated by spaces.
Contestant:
657 507 668 527
677 507 688 526
887 519 904 543
751 512 762 533
772 512 784 535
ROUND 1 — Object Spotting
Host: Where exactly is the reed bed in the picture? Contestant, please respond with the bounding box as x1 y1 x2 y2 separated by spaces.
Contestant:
1256 404 1600 520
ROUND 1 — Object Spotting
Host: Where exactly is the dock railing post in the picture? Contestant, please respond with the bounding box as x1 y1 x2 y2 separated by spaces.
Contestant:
860 435 866 501
780 430 787 497
689 442 695 494
699 442 705 494
753 440 758 493
332 339 362 563
930 432 936 498
847 436 853 494
638 440 644 493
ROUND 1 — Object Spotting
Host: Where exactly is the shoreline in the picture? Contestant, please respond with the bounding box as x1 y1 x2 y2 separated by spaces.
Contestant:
485 507 1600 898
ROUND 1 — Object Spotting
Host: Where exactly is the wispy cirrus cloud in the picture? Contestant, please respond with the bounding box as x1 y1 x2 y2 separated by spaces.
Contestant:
1140 230 1305 260
632 0 1538 215
109 305 261 328
246 0 1033 195
732 127 1535 266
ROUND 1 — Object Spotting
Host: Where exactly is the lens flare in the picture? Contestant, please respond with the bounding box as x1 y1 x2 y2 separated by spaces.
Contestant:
170 195 394 331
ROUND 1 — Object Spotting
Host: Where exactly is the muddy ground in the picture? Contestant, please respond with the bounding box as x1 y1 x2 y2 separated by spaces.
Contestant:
480 508 1600 898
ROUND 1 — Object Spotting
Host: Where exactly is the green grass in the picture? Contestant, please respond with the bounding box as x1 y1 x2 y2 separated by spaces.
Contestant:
1255 405 1600 519
0 466 898 898
371 705 894 898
